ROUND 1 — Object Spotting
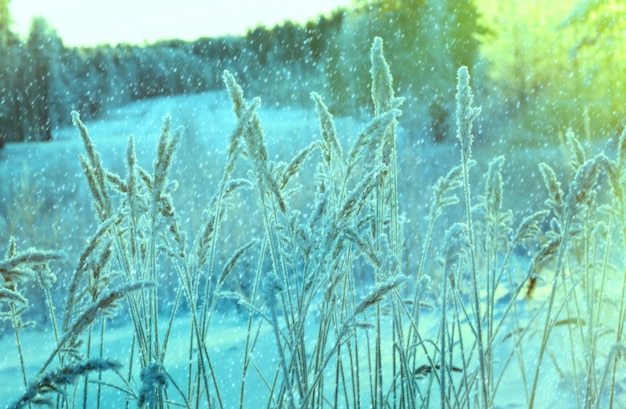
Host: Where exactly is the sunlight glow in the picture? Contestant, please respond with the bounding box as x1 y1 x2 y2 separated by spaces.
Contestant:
10 0 354 47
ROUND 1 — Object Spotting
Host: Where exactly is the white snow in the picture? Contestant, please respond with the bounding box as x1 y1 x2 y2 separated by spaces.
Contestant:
1 91 625 408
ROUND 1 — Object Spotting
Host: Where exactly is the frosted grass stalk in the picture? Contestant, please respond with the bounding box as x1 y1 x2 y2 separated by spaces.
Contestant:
39 281 154 375
1 239 66 390
299 275 407 408
477 156 512 367
605 128 626 405
8 359 122 409
370 37 394 117
70 111 157 374
262 271 297 409
223 72 299 349
35 266 61 354
72 111 112 221
370 36 402 254
411 162 466 326
311 92 343 166
529 153 606 408
147 118 183 363
311 92 344 237
2 238 29 391
596 344 626 408
440 223 470 407
126 134 141 273
63 216 117 332
344 108 401 184
455 66 490 407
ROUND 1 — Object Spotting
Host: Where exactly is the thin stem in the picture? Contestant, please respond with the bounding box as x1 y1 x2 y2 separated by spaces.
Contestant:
528 211 573 409
10 304 29 392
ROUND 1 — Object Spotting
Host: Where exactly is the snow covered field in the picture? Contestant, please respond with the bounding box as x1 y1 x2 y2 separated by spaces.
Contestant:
2 286 623 408
1 87 625 408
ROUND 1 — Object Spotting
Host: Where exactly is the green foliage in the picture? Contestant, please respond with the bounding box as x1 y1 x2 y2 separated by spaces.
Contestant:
476 0 626 140
0 0 11 39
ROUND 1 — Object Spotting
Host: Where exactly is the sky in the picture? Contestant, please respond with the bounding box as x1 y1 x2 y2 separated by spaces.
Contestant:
10 0 355 47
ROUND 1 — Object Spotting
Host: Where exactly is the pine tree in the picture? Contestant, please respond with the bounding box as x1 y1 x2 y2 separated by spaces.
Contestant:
0 0 20 144
16 17 62 141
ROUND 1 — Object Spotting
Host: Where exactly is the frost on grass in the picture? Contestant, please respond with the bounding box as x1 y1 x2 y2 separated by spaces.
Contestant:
455 66 480 163
4 37 626 409
8 359 122 409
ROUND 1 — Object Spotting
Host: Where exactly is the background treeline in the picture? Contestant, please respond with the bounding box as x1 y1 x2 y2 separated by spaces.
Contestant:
1 0 625 145
0 5 348 144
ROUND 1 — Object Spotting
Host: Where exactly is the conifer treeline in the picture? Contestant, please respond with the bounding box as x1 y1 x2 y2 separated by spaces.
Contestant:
0 0 484 144
0 12 348 143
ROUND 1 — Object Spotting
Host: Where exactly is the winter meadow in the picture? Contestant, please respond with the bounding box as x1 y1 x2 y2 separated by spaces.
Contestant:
2 1 626 409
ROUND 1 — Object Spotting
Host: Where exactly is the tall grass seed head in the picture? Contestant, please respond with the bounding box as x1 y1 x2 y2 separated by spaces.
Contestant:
370 37 394 116
455 67 480 159
566 153 607 212
441 223 471 288
261 271 283 308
